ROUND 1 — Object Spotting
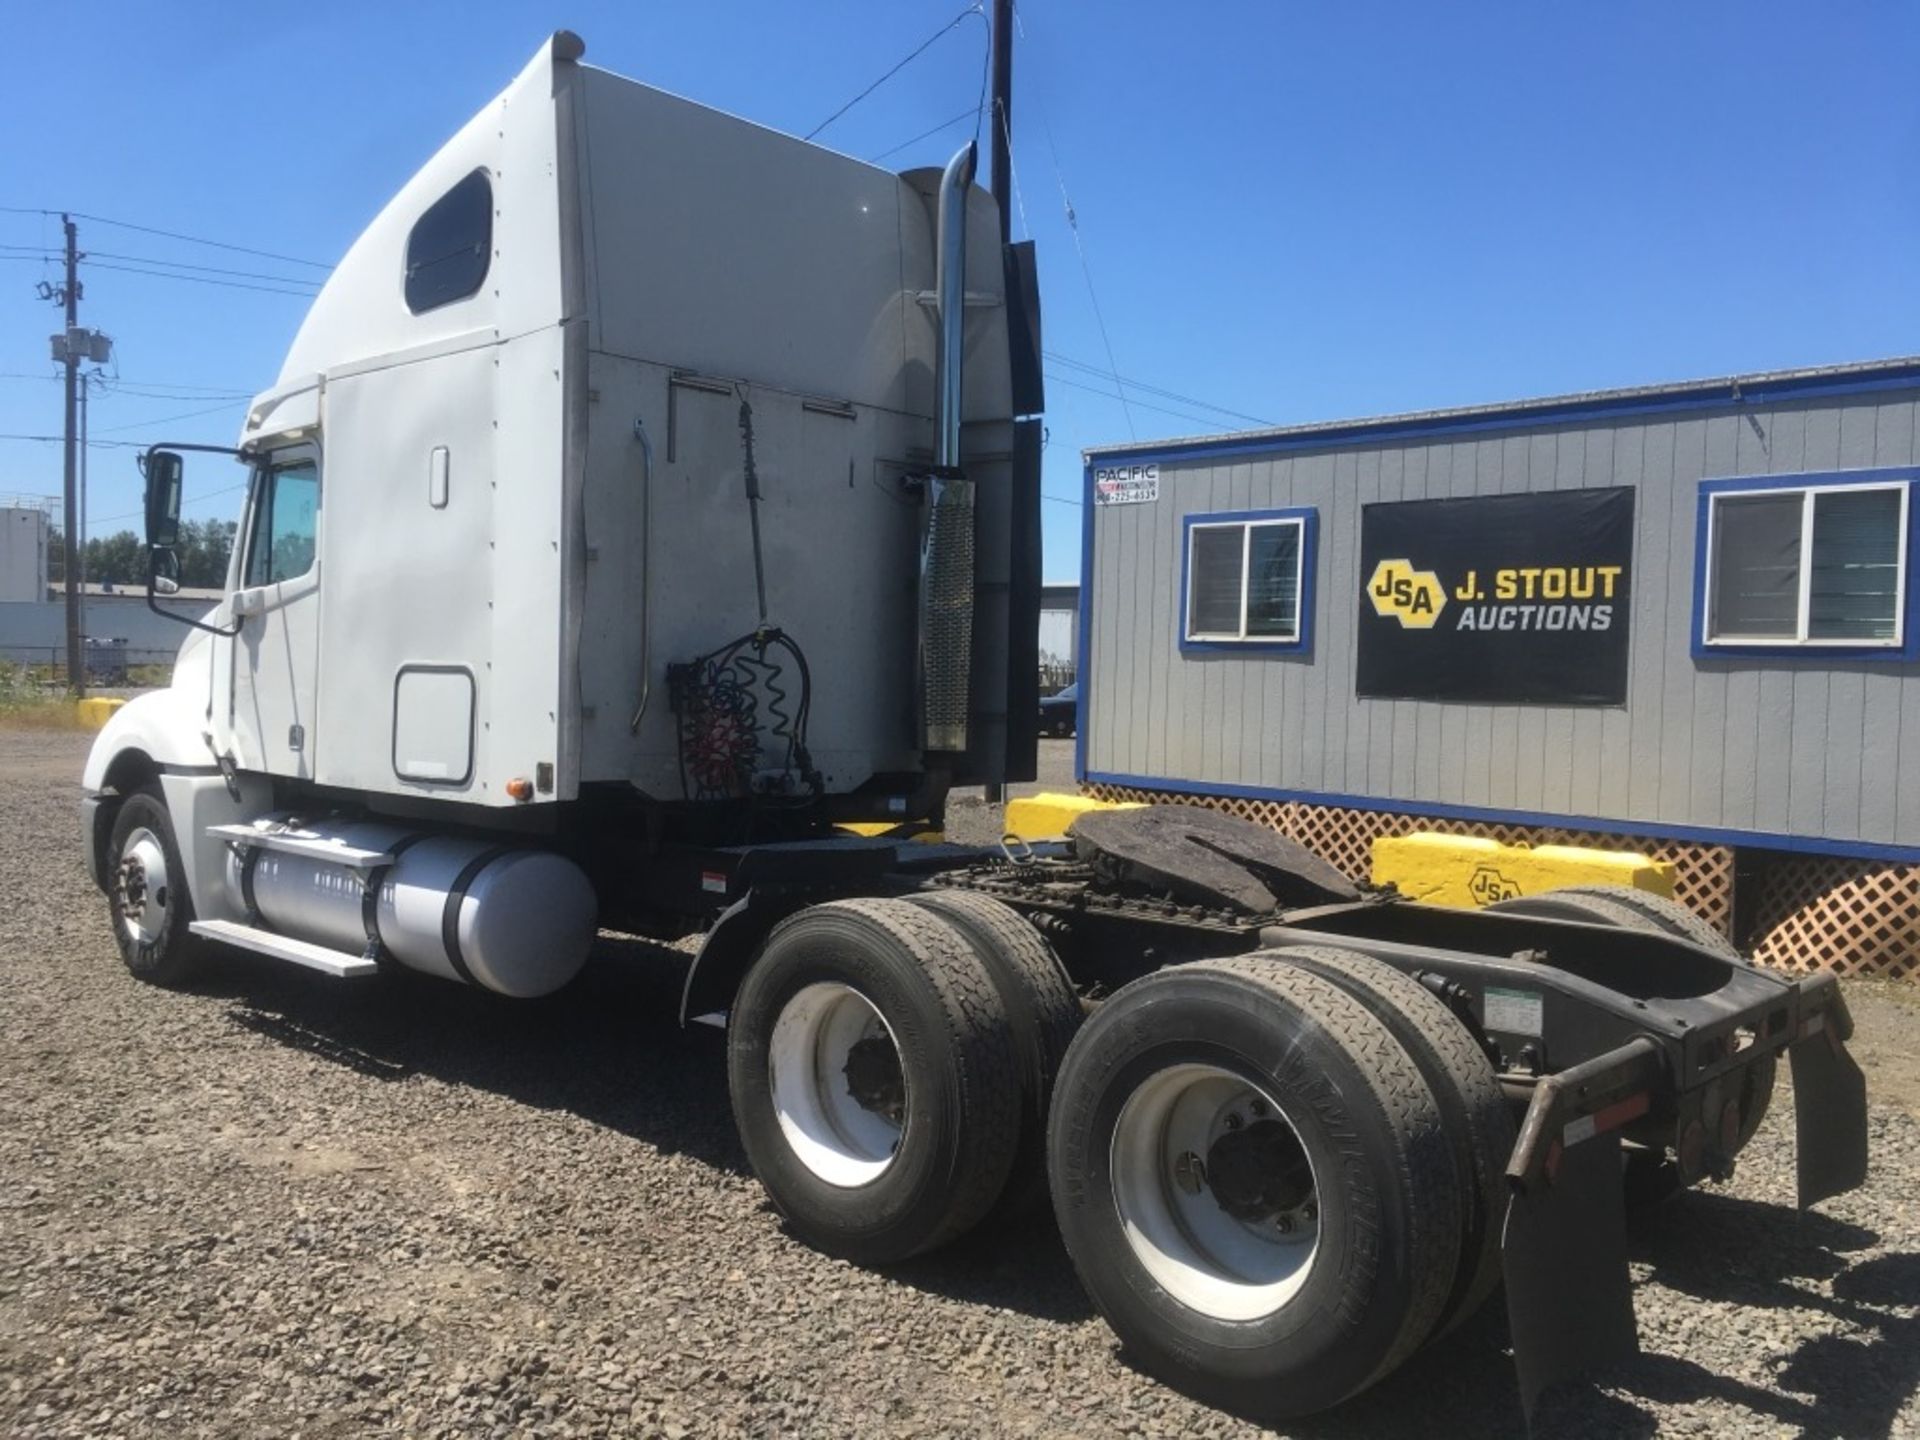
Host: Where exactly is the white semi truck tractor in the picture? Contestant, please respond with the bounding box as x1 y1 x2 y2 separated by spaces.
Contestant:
83 33 1870 1424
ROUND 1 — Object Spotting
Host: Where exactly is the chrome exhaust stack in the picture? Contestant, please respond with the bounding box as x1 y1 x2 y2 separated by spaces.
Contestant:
921 141 978 754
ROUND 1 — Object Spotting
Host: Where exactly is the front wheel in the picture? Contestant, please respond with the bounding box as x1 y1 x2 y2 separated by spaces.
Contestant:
105 788 207 987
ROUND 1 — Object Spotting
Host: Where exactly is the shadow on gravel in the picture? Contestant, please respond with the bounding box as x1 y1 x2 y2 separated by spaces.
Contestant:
192 932 752 1180
188 943 1920 1438
887 1207 1095 1324
1611 1190 1920 1439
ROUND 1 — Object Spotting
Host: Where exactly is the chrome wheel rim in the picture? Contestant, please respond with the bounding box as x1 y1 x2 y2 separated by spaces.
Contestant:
115 826 171 947
769 982 906 1187
1110 1063 1321 1321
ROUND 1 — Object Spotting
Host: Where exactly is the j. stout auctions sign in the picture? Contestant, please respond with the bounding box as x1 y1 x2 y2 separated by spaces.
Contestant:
1356 486 1634 704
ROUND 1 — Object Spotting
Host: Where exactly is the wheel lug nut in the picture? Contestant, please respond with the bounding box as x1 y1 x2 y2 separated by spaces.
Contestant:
1249 1098 1268 1117
1275 1215 1293 1233
1224 1112 1243 1131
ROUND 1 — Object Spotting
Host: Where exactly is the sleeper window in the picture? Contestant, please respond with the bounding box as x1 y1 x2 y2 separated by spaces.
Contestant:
405 170 492 314
1704 481 1906 647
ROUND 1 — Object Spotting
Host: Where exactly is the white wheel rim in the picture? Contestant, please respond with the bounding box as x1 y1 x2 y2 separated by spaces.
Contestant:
115 826 171 947
1110 1063 1321 1322
769 982 906 1187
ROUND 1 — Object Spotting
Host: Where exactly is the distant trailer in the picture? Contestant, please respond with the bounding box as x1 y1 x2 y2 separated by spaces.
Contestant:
1078 356 1920 980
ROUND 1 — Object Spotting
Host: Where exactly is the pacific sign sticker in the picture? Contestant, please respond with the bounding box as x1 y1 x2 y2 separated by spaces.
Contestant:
1356 486 1634 704
1094 464 1159 506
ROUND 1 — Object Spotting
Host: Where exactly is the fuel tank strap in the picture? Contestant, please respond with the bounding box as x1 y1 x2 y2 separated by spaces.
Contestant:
439 845 520 987
359 833 430 969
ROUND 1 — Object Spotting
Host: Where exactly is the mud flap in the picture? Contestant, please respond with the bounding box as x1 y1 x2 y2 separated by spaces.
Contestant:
1502 1129 1638 1423
1791 1021 1869 1210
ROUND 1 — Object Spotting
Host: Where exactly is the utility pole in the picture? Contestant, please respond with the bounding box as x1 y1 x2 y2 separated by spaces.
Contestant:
59 214 83 698
989 0 1013 252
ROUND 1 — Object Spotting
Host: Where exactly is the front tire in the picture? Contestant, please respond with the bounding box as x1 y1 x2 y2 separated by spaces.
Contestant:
727 898 1022 1264
1048 957 1461 1420
105 788 207 988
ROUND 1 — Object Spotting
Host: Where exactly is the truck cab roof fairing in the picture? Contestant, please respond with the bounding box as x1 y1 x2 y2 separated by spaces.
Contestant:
266 33 582 395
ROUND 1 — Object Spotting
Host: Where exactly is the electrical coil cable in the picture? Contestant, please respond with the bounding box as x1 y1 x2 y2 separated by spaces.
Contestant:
670 628 820 804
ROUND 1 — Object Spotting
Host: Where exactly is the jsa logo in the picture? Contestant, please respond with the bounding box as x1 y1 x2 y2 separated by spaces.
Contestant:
1367 559 1446 629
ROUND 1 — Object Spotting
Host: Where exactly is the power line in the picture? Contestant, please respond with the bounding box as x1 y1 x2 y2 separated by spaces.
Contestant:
100 384 254 402
86 249 322 288
805 5 988 141
1039 119 1134 441
1043 368 1244 432
91 399 248 434
0 432 151 449
82 259 318 298
2 373 256 399
61 211 332 270
870 107 979 163
87 481 247 530
1045 352 1274 428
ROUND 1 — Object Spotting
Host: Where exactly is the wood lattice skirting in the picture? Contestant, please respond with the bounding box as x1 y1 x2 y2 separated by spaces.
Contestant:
1081 782 1920 980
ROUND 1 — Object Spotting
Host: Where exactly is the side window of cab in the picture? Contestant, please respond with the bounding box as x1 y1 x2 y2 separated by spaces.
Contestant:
243 456 320 587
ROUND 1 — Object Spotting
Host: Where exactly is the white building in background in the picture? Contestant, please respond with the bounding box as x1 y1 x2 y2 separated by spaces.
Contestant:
0 506 49 604
1039 582 1078 681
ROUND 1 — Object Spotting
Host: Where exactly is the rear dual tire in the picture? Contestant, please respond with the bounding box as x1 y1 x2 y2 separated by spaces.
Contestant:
727 894 1080 1264
1047 954 1469 1420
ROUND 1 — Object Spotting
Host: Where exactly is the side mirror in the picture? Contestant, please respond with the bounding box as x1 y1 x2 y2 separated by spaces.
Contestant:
145 449 183 549
149 545 181 596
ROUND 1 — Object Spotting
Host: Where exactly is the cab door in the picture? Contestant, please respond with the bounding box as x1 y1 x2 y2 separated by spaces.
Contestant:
225 445 322 778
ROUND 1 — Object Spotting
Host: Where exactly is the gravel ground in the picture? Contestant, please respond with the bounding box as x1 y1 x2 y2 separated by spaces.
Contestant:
4 727 1920 1438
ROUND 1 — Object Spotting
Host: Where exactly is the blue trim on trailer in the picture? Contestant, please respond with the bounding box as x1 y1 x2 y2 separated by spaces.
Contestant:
1075 461 1094 782
1084 365 1920 470
1177 507 1318 656
1082 767 1920 865
1689 467 1920 662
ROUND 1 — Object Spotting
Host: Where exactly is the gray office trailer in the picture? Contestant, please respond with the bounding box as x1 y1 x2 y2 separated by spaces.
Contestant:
1077 358 1920 966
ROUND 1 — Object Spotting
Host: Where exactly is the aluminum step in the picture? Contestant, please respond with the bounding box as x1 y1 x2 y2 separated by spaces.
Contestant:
205 823 394 870
189 919 380 979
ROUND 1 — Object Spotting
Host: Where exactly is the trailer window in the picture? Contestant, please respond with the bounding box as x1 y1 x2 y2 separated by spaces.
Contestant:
244 459 319 587
405 170 492 314
1702 478 1909 650
1181 509 1315 651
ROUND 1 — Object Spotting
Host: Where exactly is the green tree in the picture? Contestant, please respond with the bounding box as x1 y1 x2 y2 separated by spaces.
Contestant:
84 530 145 586
177 518 237 587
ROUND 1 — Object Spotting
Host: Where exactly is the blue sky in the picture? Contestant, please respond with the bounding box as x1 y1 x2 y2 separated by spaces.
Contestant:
2 2 1916 581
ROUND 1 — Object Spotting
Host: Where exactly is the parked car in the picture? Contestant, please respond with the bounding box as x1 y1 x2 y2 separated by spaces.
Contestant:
1040 681 1077 737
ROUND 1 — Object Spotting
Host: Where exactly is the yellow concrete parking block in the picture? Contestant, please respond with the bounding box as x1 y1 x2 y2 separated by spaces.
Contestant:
1003 792 1144 842
1372 831 1674 909
76 696 126 731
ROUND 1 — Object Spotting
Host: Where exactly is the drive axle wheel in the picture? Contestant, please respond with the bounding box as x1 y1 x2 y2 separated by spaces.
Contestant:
1048 957 1461 1420
728 898 1021 1264
906 889 1083 1212
105 788 206 988
1110 1064 1322 1320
